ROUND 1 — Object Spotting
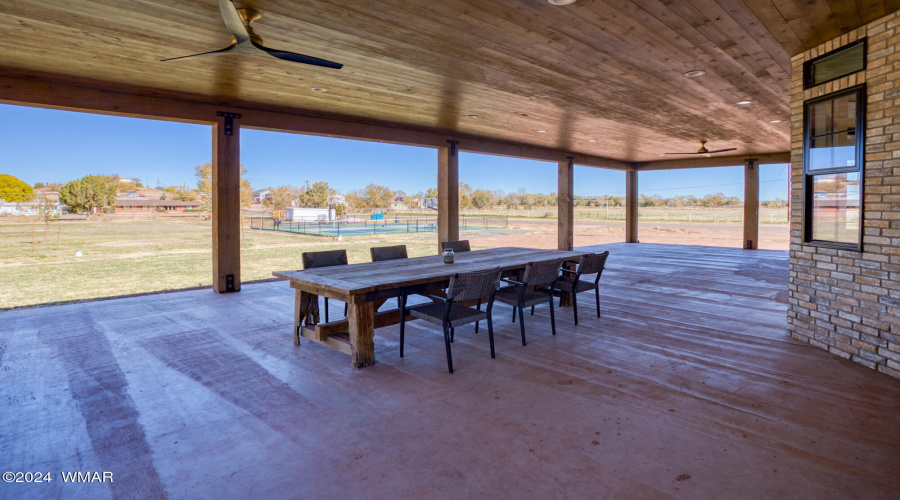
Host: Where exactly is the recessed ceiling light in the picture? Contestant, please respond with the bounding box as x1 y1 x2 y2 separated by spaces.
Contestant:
537 130 548 133
588 139 597 142
737 100 752 105
684 70 706 78
466 115 479 119
769 119 782 123
659 154 666 157
547 0 576 5
311 87 328 92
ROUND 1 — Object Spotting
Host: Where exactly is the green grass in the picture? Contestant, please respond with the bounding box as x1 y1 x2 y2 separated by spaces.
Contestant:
0 218 441 308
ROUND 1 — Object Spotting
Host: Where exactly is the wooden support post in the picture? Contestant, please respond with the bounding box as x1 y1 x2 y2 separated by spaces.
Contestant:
212 112 242 293
743 158 759 250
438 140 459 252
558 156 574 251
626 170 639 243
348 300 376 368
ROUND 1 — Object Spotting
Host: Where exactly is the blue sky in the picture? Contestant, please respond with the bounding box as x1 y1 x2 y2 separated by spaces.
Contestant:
1 104 788 200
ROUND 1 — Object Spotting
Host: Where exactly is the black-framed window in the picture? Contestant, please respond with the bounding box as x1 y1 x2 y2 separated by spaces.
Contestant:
803 85 864 250
804 39 866 89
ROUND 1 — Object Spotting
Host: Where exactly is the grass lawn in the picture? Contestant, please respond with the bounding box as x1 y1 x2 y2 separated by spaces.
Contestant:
0 217 447 308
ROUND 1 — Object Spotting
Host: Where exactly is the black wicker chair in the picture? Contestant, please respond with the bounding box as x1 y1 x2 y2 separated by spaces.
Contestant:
399 268 502 373
370 244 408 261
441 240 471 253
371 245 409 309
494 258 564 346
301 249 348 323
553 251 609 325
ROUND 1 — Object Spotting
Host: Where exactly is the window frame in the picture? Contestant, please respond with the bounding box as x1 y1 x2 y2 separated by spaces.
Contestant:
803 39 867 89
801 84 865 251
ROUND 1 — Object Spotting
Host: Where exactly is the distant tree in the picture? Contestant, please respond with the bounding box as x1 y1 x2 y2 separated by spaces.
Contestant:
33 182 45 189
269 185 301 211
348 183 393 210
298 181 334 208
0 174 34 202
425 188 438 198
333 203 347 216
195 162 252 211
58 175 117 215
471 189 492 209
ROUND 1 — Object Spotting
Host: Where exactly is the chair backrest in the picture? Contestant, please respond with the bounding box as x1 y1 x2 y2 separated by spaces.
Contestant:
446 268 502 302
578 251 609 276
370 244 408 262
523 258 564 288
441 240 471 253
302 249 348 269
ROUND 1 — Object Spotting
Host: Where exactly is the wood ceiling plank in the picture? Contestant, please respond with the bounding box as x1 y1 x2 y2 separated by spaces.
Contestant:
824 0 865 32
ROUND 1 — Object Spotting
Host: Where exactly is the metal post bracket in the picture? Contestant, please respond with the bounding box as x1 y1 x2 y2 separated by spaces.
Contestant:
217 111 242 136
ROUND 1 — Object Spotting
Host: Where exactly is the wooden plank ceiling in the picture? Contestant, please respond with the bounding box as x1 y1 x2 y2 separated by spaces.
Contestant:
0 0 894 163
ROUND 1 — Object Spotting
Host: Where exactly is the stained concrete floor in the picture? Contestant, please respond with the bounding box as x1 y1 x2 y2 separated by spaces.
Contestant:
2 243 899 499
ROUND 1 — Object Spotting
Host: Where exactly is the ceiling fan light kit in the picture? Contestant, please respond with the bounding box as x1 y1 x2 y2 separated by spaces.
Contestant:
162 0 343 70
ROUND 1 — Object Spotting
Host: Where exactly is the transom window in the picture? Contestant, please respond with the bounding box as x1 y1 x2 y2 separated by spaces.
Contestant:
803 86 864 250
804 40 866 89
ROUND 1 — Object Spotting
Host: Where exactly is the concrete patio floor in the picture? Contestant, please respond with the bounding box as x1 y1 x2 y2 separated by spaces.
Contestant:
2 243 899 499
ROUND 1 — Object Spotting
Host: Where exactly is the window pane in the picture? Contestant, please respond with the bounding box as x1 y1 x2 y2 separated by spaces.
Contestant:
832 131 857 168
809 101 832 136
811 43 865 86
812 173 860 244
808 136 833 170
832 93 857 133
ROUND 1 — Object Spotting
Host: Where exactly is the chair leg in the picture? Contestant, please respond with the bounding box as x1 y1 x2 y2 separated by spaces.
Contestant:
572 292 579 326
399 293 407 358
512 306 517 323
450 327 455 343
531 305 535 316
487 313 495 358
518 305 527 346
442 322 454 374
344 303 348 317
595 288 601 318
475 299 481 333
548 294 556 335
324 297 329 323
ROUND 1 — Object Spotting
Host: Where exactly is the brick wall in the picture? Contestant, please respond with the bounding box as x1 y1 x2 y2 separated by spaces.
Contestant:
788 11 900 380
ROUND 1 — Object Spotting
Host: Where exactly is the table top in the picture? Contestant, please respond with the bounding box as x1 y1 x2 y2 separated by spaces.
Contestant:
273 247 590 296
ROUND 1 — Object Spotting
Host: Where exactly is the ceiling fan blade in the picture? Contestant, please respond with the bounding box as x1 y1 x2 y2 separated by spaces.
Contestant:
664 152 699 155
161 43 237 62
706 148 737 154
219 0 250 43
253 42 343 69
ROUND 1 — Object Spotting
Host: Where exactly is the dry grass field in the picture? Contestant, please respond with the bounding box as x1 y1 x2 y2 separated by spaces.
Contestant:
0 213 789 308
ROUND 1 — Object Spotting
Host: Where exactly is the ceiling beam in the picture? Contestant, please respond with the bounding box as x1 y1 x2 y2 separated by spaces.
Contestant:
633 152 791 170
0 69 632 171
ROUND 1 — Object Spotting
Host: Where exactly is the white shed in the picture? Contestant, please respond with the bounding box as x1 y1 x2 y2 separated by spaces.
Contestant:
284 207 335 222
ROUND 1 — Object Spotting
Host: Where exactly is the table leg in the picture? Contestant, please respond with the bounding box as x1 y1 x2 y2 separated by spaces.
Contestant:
295 290 320 345
348 300 375 368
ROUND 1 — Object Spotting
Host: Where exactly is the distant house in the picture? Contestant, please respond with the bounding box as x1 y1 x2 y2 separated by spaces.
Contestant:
114 199 200 214
253 189 271 204
422 197 437 210
390 197 407 211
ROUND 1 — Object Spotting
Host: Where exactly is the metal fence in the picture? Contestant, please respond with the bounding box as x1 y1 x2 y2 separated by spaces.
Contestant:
250 216 509 237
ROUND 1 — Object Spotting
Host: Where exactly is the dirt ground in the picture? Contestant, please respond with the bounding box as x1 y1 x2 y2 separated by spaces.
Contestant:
468 219 790 251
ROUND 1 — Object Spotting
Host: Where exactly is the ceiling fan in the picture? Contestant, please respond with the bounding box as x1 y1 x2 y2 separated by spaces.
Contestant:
162 0 343 69
665 140 736 157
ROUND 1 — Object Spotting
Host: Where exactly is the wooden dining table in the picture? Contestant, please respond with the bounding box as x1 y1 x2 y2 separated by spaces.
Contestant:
273 247 590 368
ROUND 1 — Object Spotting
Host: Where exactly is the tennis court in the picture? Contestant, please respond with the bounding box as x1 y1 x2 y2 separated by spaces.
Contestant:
249 216 509 237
